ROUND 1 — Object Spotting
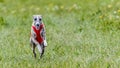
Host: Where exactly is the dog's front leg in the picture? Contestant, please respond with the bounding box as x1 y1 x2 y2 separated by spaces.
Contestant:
31 27 40 45
41 25 47 47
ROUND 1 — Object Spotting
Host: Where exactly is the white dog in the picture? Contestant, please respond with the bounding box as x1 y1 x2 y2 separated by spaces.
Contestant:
30 15 47 58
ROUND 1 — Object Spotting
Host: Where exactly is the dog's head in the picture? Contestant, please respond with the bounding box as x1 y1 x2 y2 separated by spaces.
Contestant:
33 15 42 28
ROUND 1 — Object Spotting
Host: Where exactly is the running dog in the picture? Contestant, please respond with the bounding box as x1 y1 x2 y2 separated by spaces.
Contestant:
30 15 47 58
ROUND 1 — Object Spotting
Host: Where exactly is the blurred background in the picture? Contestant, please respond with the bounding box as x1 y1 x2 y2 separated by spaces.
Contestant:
0 0 120 68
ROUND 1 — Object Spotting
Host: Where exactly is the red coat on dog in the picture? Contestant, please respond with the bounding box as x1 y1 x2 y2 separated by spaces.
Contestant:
32 23 44 44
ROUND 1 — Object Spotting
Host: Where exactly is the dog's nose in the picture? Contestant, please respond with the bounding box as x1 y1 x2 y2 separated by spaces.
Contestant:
36 24 39 26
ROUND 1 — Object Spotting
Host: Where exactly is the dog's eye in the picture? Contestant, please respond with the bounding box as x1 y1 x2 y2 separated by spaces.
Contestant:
39 19 41 21
34 18 37 21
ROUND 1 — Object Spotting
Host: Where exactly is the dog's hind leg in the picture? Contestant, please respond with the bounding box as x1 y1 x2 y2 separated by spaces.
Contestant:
40 44 45 58
37 44 44 58
33 44 36 58
30 40 37 58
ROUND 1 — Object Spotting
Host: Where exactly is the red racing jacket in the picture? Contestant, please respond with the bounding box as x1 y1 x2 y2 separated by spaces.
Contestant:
32 23 44 44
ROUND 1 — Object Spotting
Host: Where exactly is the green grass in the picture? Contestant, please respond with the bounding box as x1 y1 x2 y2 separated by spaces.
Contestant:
0 0 120 68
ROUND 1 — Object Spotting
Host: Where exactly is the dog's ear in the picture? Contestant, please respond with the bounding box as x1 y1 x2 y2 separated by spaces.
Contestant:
38 15 42 18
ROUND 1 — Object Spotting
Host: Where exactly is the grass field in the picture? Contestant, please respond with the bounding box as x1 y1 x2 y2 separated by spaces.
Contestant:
0 0 120 68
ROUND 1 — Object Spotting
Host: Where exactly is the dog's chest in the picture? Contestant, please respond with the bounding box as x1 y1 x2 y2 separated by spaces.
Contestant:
32 24 44 43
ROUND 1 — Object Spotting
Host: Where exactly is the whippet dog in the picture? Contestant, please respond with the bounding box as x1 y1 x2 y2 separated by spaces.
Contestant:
30 15 47 58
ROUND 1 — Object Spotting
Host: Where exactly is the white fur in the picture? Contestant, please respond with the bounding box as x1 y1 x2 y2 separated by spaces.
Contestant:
37 44 42 53
44 40 47 46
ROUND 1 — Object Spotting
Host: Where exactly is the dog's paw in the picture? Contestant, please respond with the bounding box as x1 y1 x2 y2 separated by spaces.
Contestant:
44 40 47 46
